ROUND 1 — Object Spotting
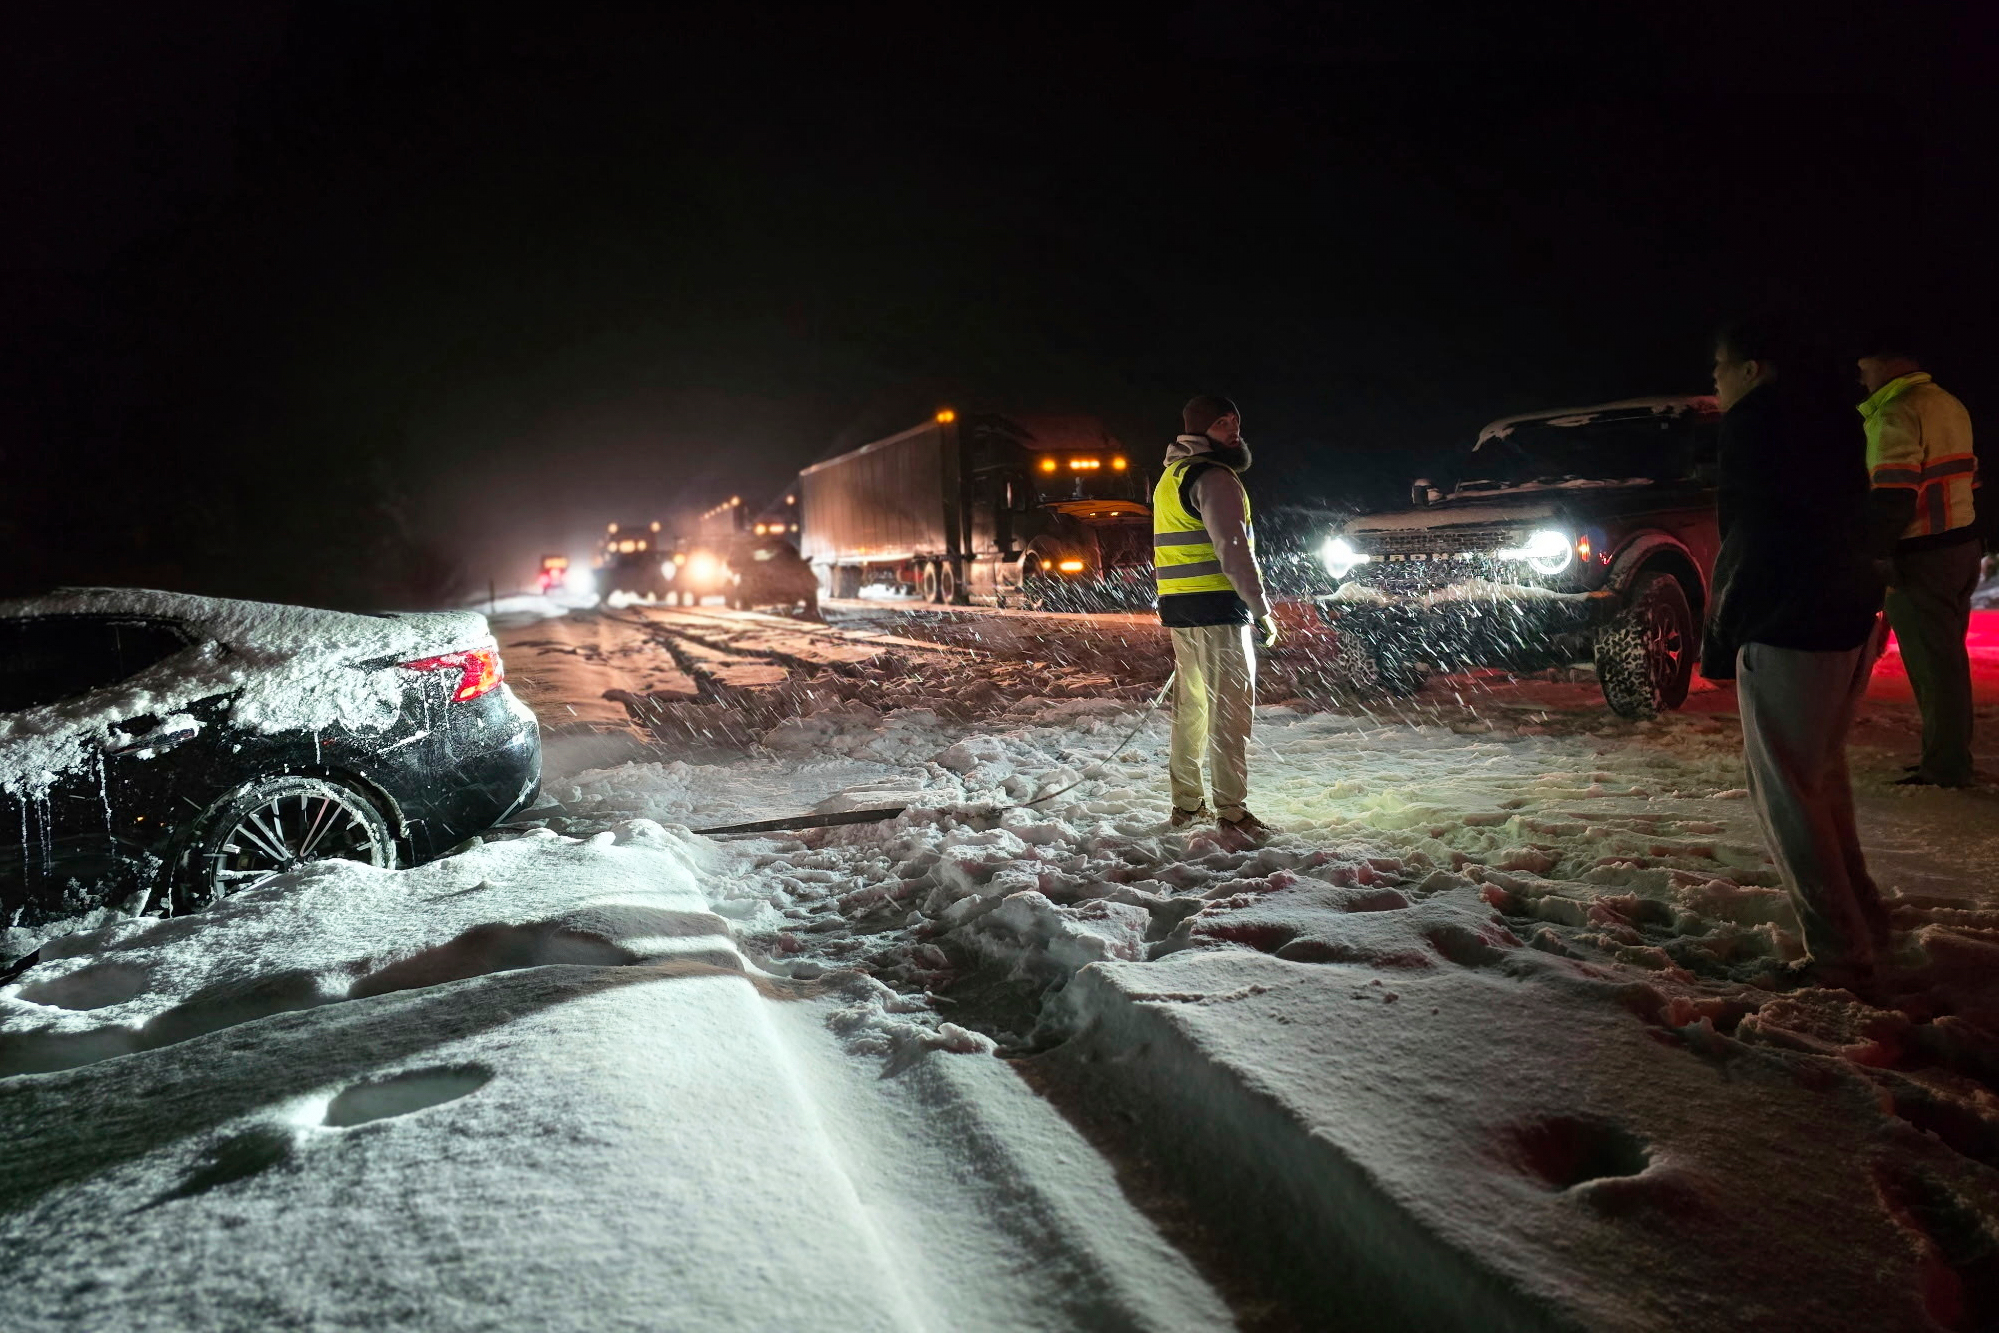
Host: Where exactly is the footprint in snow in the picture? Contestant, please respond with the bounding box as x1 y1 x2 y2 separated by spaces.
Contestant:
323 1063 494 1127
14 960 151 1011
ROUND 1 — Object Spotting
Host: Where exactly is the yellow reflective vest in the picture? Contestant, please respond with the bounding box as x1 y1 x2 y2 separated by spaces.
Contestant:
1153 457 1252 597
1861 372 1977 539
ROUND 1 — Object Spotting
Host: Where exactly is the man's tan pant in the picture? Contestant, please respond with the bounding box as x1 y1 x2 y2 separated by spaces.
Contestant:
1169 623 1256 820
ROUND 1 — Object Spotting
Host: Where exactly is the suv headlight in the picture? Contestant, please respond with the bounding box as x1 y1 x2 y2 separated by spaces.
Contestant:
1496 528 1575 575
1321 536 1369 579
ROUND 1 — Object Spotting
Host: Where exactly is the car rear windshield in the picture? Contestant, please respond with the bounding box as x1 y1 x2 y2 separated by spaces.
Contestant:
1459 414 1714 490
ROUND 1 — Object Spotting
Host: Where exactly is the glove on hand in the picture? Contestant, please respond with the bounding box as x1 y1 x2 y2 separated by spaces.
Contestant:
1256 614 1280 649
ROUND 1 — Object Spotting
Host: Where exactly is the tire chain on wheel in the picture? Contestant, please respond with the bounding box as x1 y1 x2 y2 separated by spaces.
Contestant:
1594 570 1695 718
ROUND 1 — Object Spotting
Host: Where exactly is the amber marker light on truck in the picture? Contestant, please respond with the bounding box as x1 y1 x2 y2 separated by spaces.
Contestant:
1111 456 1127 470
1057 559 1086 573
1040 458 1058 472
1069 457 1101 470
935 408 957 424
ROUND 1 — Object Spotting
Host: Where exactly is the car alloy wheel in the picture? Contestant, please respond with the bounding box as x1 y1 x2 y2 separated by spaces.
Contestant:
179 775 397 910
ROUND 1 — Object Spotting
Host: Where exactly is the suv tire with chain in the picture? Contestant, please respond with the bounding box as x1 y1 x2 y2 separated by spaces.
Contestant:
1594 571 1695 717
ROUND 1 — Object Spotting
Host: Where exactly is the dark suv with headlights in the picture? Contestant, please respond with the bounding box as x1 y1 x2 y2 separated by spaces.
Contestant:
1316 397 1721 716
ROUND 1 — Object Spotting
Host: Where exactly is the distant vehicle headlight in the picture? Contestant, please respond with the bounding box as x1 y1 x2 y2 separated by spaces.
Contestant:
687 553 719 583
1496 528 1575 575
1320 536 1370 579
661 560 677 579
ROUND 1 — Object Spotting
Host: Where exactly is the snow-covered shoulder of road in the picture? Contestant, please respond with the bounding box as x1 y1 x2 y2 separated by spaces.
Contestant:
0 825 1227 1332
541 674 1999 1330
12 603 1999 1330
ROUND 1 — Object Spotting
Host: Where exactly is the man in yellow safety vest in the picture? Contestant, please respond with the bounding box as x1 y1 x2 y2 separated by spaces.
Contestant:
1153 394 1278 839
1860 336 1981 787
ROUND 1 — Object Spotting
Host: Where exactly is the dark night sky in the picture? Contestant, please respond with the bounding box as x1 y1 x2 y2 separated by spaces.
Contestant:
5 2 1995 606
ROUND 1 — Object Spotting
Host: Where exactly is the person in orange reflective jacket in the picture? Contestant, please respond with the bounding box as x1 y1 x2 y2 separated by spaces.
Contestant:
1861 336 1980 787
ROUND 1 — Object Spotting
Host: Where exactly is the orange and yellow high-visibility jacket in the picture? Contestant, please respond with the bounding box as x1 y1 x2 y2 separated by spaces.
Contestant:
1862 372 1977 540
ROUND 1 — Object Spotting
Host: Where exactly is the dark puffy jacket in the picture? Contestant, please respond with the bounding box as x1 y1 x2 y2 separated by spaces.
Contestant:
1700 378 1883 679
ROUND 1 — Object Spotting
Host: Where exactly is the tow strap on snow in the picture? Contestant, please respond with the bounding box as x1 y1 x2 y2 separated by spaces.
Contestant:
1017 669 1176 808
692 808 911 836
690 670 1179 836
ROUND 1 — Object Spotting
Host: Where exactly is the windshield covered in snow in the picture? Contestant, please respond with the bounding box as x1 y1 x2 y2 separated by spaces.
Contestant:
1456 414 1715 493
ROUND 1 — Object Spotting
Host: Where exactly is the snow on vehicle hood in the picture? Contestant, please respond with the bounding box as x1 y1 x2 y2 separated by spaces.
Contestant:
1447 476 1655 498
0 589 495 800
1344 502 1561 533
1475 395 1717 445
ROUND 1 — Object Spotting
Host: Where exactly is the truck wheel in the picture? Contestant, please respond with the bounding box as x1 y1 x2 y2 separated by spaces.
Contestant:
939 561 960 604
1019 558 1054 612
1595 571 1694 717
920 563 941 603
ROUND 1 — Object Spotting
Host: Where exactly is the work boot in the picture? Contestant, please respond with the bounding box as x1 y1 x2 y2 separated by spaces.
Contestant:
1217 809 1274 842
1772 955 1879 999
1169 804 1210 829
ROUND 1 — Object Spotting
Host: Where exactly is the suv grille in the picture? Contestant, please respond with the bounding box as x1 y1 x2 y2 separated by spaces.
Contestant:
1350 527 1516 557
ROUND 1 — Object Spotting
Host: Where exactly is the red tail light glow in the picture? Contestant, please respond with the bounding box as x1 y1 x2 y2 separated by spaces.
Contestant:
399 647 504 702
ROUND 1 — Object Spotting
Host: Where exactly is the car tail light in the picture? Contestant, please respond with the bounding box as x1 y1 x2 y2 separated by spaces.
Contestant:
399 646 504 702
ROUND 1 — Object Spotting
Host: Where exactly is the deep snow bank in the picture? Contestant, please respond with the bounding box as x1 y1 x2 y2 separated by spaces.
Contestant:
0 824 1231 1331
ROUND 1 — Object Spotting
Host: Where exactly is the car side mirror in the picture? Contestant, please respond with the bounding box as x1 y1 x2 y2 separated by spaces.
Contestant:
1411 478 1441 506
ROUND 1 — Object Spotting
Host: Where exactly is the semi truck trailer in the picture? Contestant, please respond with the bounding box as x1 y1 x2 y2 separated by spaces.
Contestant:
798 411 1153 608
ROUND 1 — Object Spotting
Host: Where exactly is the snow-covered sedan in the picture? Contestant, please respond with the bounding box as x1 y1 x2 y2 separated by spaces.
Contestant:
0 589 542 931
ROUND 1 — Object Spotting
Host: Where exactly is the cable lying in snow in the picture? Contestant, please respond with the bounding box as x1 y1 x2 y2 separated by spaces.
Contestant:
693 807 912 836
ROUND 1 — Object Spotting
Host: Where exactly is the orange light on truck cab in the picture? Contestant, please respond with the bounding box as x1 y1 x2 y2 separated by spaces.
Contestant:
1057 559 1086 573
1068 457 1100 470
1040 458 1057 472
935 408 957 424
608 523 619 534
1111 456 1127 470
650 521 661 532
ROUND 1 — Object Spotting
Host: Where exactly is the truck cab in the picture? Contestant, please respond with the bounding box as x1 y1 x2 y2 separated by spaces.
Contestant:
593 521 670 600
799 411 1154 609
967 416 1152 609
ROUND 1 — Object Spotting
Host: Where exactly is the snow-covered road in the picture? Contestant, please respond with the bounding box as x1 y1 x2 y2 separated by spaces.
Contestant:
9 597 1999 1330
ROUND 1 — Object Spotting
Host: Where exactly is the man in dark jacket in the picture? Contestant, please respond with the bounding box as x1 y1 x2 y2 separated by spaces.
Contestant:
1703 319 1889 989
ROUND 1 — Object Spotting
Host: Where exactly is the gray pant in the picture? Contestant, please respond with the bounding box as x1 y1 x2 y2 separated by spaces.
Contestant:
1886 536 1982 786
1169 623 1255 820
1736 634 1889 969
